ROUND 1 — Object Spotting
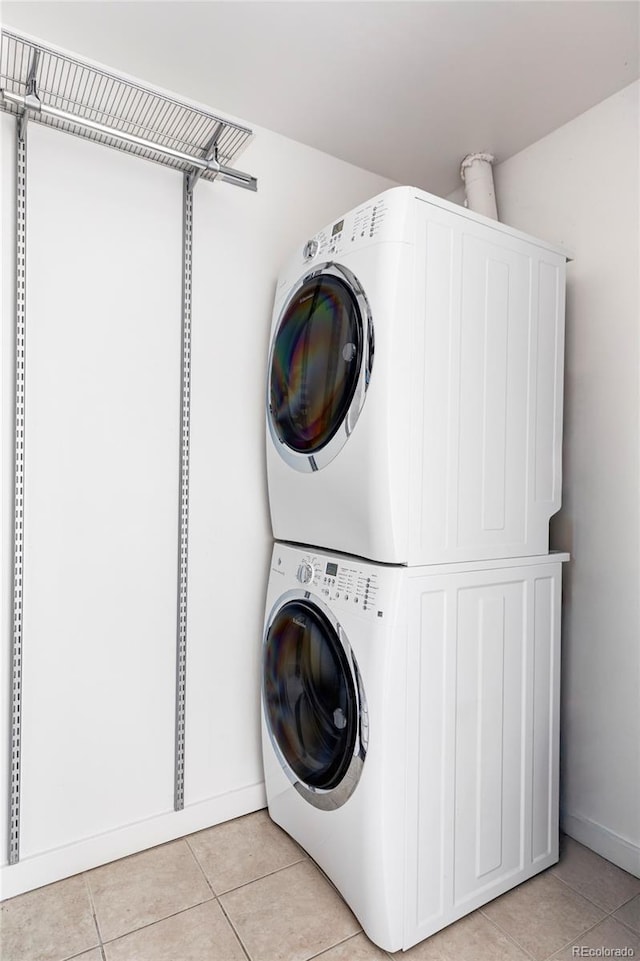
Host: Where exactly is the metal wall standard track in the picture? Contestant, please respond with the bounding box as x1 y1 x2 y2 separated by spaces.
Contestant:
10 112 28 865
175 175 193 811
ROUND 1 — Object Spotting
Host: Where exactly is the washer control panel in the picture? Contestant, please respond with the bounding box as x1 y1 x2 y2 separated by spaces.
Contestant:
319 561 380 615
274 549 384 617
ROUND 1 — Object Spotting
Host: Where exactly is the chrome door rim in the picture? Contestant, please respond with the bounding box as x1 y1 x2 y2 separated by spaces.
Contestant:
267 262 374 473
262 589 368 810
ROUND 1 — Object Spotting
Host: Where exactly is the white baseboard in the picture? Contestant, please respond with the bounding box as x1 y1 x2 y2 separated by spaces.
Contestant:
0 781 267 900
561 810 640 878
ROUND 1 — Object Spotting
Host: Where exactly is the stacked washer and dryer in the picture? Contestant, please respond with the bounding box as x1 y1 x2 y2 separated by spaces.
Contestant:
261 186 569 952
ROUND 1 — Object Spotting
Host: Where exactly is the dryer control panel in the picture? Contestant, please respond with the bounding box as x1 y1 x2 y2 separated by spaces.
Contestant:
276 187 413 293
306 197 391 260
297 187 413 267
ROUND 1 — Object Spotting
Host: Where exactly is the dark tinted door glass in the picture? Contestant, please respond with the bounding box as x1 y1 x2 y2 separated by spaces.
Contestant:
264 600 357 790
270 274 363 454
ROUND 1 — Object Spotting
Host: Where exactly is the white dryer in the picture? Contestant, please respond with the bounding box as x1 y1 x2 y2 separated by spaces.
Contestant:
266 186 568 565
262 541 568 952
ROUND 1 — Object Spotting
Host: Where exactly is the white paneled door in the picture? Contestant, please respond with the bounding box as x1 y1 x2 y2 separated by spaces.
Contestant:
404 561 562 946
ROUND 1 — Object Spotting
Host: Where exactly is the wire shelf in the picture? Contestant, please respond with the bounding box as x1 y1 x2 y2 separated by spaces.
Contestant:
0 29 255 185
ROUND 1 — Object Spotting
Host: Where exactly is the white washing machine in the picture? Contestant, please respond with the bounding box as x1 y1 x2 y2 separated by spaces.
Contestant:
262 541 568 952
266 186 568 565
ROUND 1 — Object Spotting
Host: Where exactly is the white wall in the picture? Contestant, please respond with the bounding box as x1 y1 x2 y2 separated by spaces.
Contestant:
457 82 639 875
184 127 396 806
1 94 395 894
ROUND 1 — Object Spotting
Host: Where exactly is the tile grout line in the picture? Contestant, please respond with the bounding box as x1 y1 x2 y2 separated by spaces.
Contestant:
214 855 311 898
480 903 615 961
64 950 106 961
216 896 253 961
304 849 364 926
99 899 215 947
62 941 107 961
604 889 640 919
81 872 105 953
306 931 368 960
601 890 640 941
478 878 633 961
184 836 218 898
477 909 539 961
184 841 361 961
183 834 369 960
183 836 252 961
611 890 640 912
478 870 613 959
543 916 617 961
213 858 335 961
610 910 640 938
85 840 215 948
184 830 310 897
549 870 640 917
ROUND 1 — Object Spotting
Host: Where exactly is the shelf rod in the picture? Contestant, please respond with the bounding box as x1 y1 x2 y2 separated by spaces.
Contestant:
0 88 257 191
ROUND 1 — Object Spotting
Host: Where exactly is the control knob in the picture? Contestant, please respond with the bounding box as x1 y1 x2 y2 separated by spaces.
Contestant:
303 239 319 260
296 561 315 585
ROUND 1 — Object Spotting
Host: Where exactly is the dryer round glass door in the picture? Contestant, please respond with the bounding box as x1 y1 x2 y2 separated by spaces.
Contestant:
263 593 367 809
268 263 373 473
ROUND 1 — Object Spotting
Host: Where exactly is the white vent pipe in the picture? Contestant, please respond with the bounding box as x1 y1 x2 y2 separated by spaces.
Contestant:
460 152 498 220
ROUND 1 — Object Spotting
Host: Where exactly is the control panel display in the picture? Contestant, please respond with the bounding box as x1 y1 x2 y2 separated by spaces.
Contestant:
331 220 344 236
311 556 382 616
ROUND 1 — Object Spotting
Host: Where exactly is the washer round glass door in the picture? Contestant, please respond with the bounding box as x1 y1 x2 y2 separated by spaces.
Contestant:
263 592 367 809
268 263 373 472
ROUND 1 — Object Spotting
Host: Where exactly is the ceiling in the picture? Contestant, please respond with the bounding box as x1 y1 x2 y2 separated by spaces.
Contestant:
2 1 639 197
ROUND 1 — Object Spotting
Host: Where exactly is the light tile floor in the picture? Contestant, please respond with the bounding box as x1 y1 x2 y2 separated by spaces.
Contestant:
2 811 640 961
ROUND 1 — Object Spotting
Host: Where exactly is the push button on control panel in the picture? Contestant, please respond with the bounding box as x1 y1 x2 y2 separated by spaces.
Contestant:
319 561 381 616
